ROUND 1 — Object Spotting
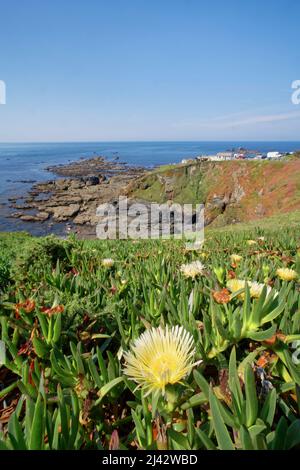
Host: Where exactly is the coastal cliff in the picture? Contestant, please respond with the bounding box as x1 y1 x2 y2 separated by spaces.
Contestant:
6 156 300 235
125 158 300 227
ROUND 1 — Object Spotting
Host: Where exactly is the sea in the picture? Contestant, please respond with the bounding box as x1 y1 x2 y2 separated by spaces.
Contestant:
1 141 300 235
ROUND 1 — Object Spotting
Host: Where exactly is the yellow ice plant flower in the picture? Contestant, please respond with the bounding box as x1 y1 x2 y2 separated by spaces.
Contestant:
230 254 242 264
102 258 114 268
227 279 273 299
123 326 196 396
180 261 205 279
227 279 246 298
276 268 298 281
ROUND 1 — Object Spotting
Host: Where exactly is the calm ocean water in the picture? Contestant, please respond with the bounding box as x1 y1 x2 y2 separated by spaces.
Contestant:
1 141 300 235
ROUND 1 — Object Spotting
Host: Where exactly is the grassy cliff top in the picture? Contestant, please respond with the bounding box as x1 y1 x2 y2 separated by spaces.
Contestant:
125 158 300 228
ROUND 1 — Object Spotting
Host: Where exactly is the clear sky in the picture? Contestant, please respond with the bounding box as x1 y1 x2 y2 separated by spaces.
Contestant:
0 0 300 142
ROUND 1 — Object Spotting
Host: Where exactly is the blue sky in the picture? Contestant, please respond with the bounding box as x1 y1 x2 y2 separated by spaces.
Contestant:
0 0 299 142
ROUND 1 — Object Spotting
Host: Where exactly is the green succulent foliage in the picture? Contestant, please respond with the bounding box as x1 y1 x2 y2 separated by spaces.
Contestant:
194 348 300 450
0 390 83 450
0 226 300 450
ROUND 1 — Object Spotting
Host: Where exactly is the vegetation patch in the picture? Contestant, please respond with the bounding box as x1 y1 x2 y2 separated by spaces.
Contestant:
1 222 300 449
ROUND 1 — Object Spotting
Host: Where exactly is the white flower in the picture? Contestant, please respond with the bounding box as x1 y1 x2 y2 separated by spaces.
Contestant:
249 281 272 298
180 261 205 279
102 258 114 268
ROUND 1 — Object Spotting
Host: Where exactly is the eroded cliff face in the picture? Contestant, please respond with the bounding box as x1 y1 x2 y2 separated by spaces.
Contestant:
125 160 300 227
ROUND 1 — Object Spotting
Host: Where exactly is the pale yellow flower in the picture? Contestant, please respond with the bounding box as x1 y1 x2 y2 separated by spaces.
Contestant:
227 279 247 298
276 268 298 281
230 254 242 264
249 281 272 298
227 279 273 299
180 261 205 279
247 240 257 246
102 258 114 268
123 326 196 396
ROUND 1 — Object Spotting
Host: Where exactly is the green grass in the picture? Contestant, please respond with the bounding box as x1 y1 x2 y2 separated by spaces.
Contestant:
131 163 210 205
208 210 300 233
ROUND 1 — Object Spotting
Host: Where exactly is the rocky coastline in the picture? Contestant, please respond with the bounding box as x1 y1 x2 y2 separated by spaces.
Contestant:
7 156 147 238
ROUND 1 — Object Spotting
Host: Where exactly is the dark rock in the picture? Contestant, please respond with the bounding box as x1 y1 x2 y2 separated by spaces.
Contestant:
82 175 100 186
13 179 37 184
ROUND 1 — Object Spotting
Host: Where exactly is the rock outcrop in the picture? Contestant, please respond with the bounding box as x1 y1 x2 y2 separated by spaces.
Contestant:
8 156 146 236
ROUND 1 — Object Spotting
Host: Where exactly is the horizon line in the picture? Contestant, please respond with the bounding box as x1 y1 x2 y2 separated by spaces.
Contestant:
1 139 300 145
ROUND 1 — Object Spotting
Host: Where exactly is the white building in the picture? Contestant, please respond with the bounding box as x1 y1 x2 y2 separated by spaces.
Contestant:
197 153 234 162
267 151 282 159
